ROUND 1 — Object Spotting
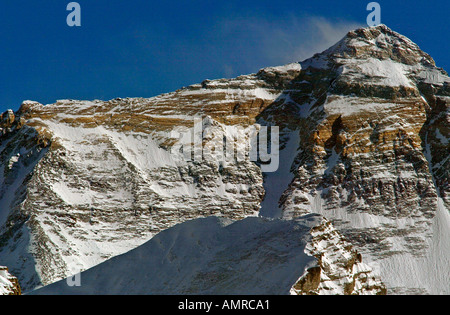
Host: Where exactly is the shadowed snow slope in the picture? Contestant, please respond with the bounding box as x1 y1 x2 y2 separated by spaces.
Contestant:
31 215 385 295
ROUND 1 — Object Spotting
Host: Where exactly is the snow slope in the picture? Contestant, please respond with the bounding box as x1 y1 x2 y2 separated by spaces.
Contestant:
378 198 450 294
31 215 384 295
31 216 317 295
258 131 300 218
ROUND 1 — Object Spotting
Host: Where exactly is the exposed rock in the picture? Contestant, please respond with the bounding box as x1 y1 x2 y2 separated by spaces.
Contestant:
291 218 386 295
0 266 21 295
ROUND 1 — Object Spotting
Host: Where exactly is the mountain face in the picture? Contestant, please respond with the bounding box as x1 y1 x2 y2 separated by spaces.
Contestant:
271 26 450 294
0 25 448 294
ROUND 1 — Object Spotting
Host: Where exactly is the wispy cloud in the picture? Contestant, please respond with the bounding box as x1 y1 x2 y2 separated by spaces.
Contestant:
107 14 363 84
215 15 363 75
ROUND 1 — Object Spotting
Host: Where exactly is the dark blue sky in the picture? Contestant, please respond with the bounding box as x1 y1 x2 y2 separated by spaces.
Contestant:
0 1 448 112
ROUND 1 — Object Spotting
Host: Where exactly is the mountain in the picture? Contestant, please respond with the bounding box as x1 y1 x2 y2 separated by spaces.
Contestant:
31 215 385 295
270 25 450 294
0 24 448 294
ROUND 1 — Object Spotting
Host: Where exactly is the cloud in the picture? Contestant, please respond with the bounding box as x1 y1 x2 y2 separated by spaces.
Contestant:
106 14 364 83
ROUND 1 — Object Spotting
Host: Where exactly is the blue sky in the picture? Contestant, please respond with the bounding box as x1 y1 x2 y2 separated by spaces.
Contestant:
0 1 448 112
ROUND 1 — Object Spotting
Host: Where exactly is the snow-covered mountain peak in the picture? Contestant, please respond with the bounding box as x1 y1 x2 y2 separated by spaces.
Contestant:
302 24 435 69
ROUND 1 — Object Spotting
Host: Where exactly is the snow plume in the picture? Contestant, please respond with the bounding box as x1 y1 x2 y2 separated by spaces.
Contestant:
217 16 363 71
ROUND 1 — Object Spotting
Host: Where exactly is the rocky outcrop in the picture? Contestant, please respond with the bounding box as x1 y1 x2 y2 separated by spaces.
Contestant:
291 217 386 295
0 266 21 295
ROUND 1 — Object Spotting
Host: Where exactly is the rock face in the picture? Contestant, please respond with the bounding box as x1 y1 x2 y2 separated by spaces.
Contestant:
291 218 386 295
31 215 385 295
0 266 21 295
0 25 448 294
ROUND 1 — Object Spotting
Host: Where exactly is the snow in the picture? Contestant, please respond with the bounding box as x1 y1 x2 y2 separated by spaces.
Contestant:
0 268 15 295
294 190 450 294
0 130 48 228
378 198 450 294
301 55 330 70
262 63 302 73
5 115 271 291
30 216 319 295
259 131 300 218
435 128 449 145
355 58 414 88
7 154 20 169
418 69 450 85
179 87 281 101
3 24 449 295
323 95 398 117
